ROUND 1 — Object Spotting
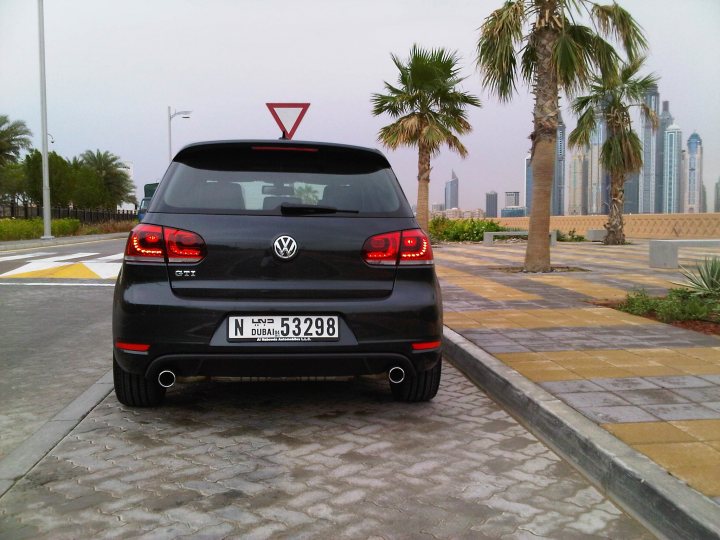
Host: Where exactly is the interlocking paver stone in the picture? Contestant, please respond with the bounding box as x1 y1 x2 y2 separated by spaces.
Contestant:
0 366 651 538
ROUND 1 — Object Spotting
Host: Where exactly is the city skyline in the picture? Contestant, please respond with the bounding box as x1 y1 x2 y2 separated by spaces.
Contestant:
1 1 718 213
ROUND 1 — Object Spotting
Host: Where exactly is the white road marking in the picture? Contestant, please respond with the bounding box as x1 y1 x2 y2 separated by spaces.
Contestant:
90 253 125 261
0 252 101 277
83 262 122 279
0 252 55 262
0 282 115 287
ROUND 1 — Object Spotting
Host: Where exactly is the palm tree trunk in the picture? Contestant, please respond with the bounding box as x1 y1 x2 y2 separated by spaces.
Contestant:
604 175 626 244
416 141 431 232
525 2 558 273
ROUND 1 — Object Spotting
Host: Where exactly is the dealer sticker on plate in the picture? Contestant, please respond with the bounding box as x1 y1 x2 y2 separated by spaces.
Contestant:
228 315 339 342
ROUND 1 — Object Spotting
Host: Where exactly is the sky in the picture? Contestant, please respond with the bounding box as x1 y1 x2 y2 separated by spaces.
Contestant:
2 0 719 211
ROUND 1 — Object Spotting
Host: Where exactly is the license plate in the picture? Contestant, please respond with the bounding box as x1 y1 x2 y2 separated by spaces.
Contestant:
228 315 339 342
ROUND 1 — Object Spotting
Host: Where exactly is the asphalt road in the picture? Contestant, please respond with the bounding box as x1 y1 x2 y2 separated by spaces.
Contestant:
0 237 651 538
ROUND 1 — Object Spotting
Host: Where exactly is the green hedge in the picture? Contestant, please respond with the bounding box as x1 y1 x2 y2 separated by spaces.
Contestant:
429 216 506 242
0 218 81 241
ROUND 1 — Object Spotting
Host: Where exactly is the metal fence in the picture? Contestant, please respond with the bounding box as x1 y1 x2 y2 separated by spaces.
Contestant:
0 205 136 223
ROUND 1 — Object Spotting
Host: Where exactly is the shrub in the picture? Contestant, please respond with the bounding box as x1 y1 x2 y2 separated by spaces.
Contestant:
429 217 505 242
619 289 657 316
0 218 79 240
677 257 720 300
556 228 585 242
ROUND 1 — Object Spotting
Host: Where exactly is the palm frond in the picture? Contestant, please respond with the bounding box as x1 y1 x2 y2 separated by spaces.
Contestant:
591 3 648 60
476 0 525 102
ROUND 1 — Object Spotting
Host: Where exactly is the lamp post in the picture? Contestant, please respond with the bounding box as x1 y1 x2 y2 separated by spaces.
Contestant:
168 106 192 163
38 0 52 238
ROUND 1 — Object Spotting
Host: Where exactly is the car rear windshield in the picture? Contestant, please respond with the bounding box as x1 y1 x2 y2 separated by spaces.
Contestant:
151 143 413 217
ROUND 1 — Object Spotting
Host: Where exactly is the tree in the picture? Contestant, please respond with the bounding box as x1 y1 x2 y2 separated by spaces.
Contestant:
0 115 32 167
24 150 74 206
0 162 29 214
476 0 647 271
69 157 105 209
80 150 134 209
372 45 481 231
569 57 657 244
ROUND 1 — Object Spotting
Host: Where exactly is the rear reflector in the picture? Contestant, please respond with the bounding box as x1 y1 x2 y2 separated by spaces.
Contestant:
363 229 432 266
115 341 150 352
124 224 206 264
412 341 441 351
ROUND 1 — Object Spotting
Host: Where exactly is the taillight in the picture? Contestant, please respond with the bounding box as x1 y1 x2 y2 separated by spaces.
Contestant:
399 229 433 265
362 229 433 266
125 224 164 262
165 228 206 263
362 231 400 265
124 224 206 264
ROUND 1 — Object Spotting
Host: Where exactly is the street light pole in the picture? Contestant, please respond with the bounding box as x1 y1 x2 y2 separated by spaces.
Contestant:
167 106 192 163
38 0 52 239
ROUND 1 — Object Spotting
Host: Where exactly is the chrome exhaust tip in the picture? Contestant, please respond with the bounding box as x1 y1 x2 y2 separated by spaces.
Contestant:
388 366 405 384
158 370 176 388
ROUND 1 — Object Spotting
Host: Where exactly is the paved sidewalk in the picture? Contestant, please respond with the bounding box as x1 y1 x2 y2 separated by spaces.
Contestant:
436 240 720 528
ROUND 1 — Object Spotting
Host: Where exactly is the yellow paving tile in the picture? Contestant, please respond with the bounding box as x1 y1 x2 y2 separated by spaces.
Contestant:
632 442 720 470
495 352 548 363
443 308 658 330
525 274 628 300
570 366 635 379
602 422 695 444
708 442 720 452
433 252 493 267
671 466 720 497
604 274 675 288
670 420 720 442
677 364 720 375
512 366 581 382
8 263 101 279
623 366 684 377
673 347 720 362
435 265 540 301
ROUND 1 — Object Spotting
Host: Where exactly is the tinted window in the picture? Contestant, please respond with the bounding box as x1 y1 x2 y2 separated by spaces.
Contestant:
152 143 412 217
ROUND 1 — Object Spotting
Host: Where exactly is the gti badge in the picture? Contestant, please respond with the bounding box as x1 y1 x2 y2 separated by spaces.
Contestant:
273 235 298 260
175 270 196 277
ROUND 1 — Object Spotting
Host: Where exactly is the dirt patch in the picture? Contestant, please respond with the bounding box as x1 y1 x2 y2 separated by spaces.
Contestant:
593 300 720 336
490 266 589 273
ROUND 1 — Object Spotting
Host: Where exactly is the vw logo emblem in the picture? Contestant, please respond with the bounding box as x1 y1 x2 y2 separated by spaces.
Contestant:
273 235 298 260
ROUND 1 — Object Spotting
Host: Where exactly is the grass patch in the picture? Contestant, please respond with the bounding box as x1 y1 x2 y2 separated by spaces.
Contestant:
0 218 134 241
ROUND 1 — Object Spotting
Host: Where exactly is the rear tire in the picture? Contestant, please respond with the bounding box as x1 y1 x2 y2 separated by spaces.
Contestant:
113 355 165 407
390 358 441 402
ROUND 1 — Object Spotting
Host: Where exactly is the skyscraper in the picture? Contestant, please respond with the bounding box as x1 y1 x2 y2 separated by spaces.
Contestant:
568 149 587 215
552 112 566 215
663 124 682 213
685 133 703 213
587 115 607 214
639 84 659 213
445 170 459 210
505 191 520 207
485 191 498 218
714 178 720 213
656 100 674 213
624 172 639 214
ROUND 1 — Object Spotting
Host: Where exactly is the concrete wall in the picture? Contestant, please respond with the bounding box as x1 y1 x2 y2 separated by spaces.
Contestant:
495 213 720 239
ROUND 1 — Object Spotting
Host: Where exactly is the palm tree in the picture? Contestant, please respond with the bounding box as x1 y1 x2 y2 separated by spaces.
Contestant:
0 115 33 167
80 150 134 209
476 1 647 271
569 58 658 244
372 45 481 231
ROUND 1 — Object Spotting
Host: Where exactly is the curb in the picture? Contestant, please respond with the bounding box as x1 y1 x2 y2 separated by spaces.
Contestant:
0 370 113 499
0 232 129 252
443 326 720 540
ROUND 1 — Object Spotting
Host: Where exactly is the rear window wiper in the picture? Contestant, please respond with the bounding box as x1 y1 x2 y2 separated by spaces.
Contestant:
279 203 359 215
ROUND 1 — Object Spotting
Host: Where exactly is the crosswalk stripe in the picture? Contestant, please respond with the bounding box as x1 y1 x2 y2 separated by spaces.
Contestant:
0 252 55 262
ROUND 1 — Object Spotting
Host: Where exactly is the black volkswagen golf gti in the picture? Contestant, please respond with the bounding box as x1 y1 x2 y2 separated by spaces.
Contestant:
113 140 442 407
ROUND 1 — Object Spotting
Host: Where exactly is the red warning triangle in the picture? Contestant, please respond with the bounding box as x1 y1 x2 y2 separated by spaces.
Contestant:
266 103 310 140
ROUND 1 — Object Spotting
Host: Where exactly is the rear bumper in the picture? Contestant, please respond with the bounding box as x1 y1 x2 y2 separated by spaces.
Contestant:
113 266 442 379
117 350 440 380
